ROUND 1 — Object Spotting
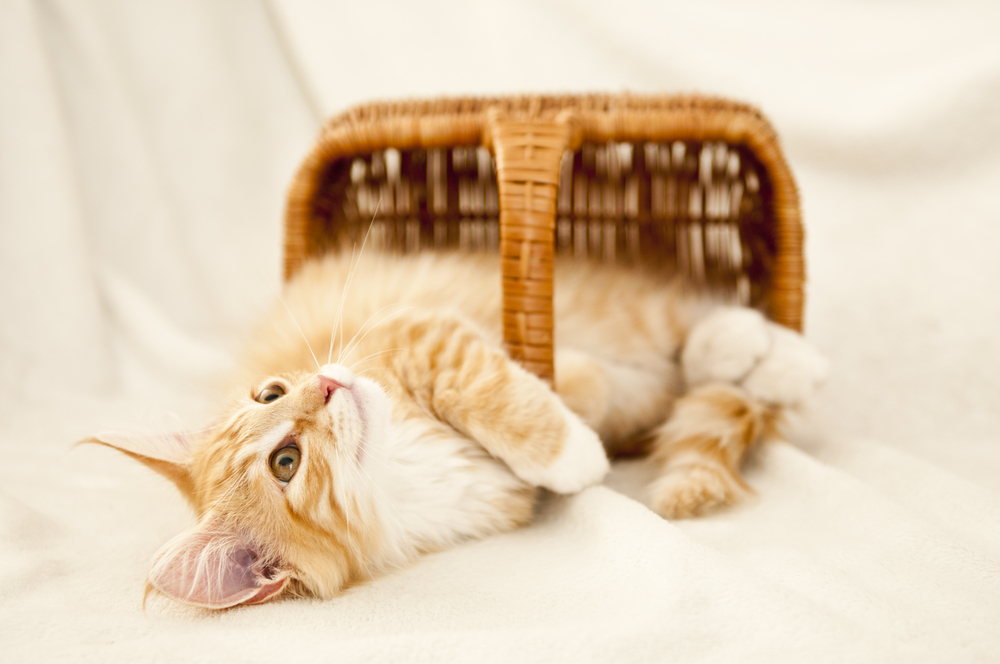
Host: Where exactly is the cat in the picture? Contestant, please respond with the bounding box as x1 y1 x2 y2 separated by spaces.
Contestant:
83 249 827 609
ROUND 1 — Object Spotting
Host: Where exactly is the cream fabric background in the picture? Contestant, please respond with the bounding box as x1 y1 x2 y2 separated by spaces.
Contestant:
2 0 998 661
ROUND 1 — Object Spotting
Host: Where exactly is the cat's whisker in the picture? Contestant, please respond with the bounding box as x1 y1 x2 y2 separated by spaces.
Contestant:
339 306 414 364
353 446 395 473
338 494 368 578
335 198 381 365
329 434 399 533
333 470 383 579
347 348 409 372
328 244 358 365
272 286 321 371
352 459 404 539
210 459 256 511
335 303 405 365
355 367 390 378
354 368 393 390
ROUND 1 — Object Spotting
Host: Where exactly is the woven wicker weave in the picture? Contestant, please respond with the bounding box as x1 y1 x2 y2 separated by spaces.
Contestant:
284 94 804 384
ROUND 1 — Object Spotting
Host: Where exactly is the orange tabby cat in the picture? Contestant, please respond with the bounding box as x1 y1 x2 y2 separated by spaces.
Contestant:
85 250 826 609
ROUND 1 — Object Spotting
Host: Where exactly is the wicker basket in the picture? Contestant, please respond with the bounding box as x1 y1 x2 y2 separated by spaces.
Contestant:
284 94 804 384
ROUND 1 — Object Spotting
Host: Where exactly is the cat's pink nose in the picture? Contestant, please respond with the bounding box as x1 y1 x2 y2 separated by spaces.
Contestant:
318 375 344 403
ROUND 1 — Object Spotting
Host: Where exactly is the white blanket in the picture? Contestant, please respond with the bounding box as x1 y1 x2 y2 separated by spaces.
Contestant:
2 1 998 660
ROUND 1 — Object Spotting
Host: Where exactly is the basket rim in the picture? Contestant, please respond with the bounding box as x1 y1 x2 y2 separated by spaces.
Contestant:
325 92 769 126
283 92 804 332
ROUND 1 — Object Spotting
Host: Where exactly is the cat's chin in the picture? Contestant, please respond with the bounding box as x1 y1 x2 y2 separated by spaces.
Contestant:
325 373 392 466
342 387 369 463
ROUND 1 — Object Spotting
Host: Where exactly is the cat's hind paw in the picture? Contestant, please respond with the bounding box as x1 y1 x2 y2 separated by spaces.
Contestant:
683 307 771 388
516 405 609 494
741 325 828 407
683 307 828 407
650 461 745 519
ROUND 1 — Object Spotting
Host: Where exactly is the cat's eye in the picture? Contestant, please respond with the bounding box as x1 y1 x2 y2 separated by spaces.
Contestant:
256 382 287 404
269 445 300 483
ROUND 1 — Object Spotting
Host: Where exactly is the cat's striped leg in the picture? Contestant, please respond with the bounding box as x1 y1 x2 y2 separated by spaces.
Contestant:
649 306 827 518
648 383 776 518
377 312 609 494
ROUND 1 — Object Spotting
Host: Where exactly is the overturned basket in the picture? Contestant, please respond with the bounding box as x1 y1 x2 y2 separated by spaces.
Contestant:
284 94 804 384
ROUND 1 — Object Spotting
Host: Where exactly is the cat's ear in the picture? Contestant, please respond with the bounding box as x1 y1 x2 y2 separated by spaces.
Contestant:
78 431 196 499
147 518 290 609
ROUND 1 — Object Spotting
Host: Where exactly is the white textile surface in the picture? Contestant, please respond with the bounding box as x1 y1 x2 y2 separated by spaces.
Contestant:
2 0 999 661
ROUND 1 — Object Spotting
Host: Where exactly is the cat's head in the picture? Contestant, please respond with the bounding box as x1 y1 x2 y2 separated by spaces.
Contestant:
85 363 394 609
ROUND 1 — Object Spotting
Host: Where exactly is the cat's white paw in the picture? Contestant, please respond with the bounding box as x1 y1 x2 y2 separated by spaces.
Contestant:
741 325 828 406
517 405 609 494
683 306 828 407
683 307 771 387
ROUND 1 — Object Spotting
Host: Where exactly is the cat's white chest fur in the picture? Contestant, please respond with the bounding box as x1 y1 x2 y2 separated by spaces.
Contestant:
364 416 531 570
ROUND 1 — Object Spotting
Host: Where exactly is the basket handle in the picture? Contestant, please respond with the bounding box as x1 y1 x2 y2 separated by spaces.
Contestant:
484 109 580 385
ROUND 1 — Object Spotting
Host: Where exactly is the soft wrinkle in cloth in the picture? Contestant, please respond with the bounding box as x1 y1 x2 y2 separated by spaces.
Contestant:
1 1 998 662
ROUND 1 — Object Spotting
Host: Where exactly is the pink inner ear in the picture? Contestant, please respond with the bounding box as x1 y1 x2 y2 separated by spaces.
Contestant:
149 520 289 609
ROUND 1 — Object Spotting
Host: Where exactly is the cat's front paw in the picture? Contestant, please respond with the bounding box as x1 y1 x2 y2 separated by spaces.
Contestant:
649 461 744 519
516 405 609 494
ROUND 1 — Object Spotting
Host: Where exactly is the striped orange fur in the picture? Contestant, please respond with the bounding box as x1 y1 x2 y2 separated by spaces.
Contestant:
84 249 825 609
